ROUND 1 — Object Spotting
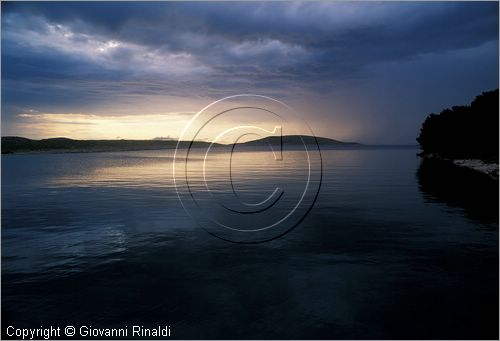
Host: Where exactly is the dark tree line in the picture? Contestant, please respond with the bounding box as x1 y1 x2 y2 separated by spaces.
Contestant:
417 89 499 162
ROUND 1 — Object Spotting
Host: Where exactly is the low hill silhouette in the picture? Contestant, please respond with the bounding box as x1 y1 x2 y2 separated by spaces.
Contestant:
1 135 355 154
239 135 358 147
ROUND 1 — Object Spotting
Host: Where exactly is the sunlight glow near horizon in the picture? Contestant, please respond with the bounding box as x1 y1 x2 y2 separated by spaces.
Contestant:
12 111 195 140
10 110 317 142
2 2 497 144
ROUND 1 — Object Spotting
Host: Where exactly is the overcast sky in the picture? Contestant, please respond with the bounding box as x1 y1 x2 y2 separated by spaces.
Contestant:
1 1 498 143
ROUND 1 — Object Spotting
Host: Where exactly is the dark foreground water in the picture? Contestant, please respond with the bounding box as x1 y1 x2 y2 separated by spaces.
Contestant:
2 147 498 339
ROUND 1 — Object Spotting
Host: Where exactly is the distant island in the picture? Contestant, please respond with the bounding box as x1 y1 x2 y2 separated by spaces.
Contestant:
237 135 358 147
1 135 358 154
417 89 499 179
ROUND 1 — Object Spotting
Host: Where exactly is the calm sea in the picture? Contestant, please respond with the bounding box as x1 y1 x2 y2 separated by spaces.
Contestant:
2 147 498 339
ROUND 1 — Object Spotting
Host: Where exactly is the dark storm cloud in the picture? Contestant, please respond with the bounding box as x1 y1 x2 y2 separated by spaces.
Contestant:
1 2 498 142
3 2 498 80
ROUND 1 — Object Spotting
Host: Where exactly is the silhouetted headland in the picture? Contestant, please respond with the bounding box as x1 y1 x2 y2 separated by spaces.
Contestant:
417 89 499 179
1 135 357 154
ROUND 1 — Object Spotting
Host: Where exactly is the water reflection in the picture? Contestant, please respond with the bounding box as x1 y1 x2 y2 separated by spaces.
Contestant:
2 148 498 339
417 157 499 225
2 221 129 280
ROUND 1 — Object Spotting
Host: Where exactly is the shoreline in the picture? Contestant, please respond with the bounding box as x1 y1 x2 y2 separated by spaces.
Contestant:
1 144 418 156
1 147 178 156
1 135 360 155
420 153 499 181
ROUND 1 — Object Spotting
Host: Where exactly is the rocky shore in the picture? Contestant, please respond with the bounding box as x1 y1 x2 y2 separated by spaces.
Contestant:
420 153 499 180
